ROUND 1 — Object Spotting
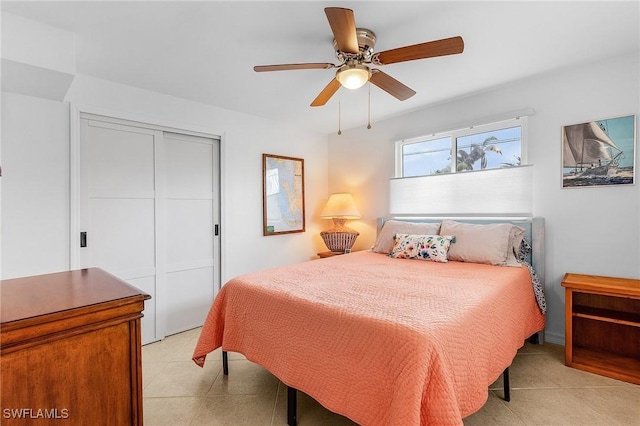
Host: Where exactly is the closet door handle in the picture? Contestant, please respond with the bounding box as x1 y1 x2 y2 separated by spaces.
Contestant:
80 232 87 248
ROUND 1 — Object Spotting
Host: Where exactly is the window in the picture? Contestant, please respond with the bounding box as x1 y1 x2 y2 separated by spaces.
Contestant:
396 117 527 177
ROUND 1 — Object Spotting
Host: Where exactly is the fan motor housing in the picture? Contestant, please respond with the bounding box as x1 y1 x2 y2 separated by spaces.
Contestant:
333 28 376 62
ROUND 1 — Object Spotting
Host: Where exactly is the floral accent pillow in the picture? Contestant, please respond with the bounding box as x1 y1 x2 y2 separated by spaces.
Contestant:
389 234 455 263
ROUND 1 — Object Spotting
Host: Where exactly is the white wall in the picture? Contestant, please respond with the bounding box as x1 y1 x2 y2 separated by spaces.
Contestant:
1 12 76 101
1 93 70 277
1 74 329 282
327 52 640 344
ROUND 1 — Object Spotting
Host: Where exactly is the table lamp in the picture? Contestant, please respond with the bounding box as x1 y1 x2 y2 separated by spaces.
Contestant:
320 193 360 253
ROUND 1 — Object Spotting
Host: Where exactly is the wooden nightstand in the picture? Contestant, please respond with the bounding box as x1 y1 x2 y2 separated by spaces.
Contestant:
561 273 640 384
317 251 347 258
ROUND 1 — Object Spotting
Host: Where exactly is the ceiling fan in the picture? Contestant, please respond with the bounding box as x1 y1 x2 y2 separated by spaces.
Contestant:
254 7 464 107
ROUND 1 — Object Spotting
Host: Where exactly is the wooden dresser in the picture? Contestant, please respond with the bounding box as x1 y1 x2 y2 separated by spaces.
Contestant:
562 273 640 384
1 268 150 425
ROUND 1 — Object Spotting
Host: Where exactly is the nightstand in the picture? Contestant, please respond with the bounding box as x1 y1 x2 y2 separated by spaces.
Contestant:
317 251 347 258
561 273 640 384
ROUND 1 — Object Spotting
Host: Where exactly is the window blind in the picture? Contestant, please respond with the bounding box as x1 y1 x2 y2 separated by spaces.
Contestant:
389 165 533 216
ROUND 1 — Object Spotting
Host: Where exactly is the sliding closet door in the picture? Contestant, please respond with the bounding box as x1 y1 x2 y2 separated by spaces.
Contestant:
79 119 160 344
162 132 218 336
78 117 220 344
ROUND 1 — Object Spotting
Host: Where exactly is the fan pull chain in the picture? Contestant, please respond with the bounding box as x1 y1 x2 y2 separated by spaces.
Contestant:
367 82 372 130
337 98 342 135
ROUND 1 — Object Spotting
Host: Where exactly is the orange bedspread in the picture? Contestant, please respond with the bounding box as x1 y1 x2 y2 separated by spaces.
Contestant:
193 251 545 425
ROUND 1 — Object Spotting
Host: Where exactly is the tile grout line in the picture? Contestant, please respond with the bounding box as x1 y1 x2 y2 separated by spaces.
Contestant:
270 382 283 426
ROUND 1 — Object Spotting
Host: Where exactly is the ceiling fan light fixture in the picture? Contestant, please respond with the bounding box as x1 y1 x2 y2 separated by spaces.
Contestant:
336 64 370 90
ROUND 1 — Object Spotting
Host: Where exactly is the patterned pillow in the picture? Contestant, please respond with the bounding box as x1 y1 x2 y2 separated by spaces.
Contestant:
518 237 532 262
389 234 455 263
506 225 526 267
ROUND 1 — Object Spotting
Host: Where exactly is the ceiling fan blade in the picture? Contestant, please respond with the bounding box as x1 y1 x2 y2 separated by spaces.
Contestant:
324 7 359 54
311 79 342 107
369 69 416 101
254 63 335 72
372 36 464 65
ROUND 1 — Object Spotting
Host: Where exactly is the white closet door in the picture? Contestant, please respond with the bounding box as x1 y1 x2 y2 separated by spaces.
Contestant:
78 118 220 344
79 119 160 344
162 132 217 336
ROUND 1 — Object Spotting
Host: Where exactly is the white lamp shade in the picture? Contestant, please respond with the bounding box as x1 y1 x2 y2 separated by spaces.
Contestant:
320 193 361 219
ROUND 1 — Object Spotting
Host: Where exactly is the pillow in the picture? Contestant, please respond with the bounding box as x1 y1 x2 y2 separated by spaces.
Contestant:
389 233 454 263
505 225 526 267
518 237 532 263
372 220 441 254
440 220 514 266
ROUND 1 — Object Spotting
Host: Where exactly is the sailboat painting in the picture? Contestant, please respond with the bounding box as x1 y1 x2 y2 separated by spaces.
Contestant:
562 115 635 188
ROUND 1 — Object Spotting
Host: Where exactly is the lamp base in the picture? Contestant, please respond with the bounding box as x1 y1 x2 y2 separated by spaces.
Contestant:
320 218 359 253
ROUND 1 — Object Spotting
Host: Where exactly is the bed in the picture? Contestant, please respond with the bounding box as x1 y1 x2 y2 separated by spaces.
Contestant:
192 217 546 425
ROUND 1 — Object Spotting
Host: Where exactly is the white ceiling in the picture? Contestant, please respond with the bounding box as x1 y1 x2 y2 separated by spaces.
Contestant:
2 1 638 134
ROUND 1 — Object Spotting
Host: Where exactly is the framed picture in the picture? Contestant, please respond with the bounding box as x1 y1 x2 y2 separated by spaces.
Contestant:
263 153 305 235
562 114 636 188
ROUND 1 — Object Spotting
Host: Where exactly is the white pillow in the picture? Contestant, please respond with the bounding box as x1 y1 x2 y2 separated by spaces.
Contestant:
371 220 441 254
440 220 513 266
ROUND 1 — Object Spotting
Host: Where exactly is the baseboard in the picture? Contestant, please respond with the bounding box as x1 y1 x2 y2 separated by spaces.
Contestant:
543 330 565 346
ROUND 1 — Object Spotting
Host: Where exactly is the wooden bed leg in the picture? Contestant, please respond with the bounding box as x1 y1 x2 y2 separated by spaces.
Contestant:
222 351 229 375
287 386 297 426
503 367 510 402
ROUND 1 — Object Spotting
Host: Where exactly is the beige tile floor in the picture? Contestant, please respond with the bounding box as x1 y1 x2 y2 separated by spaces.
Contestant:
142 328 639 425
